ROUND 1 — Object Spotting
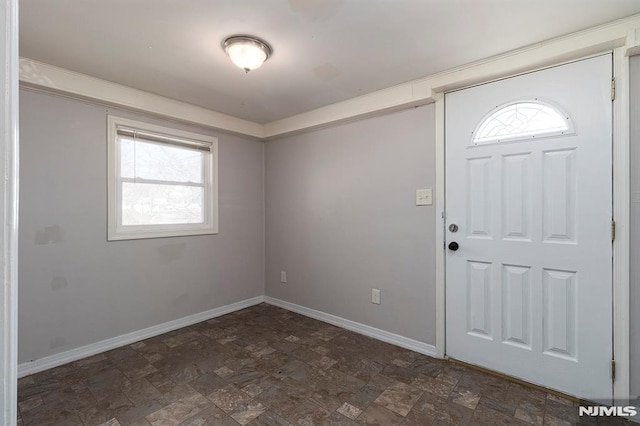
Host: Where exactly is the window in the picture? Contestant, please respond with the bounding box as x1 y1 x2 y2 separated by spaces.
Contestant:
471 99 573 145
107 116 218 240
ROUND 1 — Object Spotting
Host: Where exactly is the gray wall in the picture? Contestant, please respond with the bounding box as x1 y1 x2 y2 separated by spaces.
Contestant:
265 105 437 345
630 55 640 400
19 65 638 394
19 89 265 364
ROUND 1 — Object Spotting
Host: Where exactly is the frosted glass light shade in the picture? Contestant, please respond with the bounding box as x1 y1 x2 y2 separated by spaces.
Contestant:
224 36 272 72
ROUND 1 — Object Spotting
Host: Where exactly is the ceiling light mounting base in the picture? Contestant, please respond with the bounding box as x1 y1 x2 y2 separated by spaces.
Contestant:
223 35 272 73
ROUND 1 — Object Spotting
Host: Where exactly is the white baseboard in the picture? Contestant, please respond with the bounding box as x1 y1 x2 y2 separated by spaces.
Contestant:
264 296 439 358
18 296 265 378
19 295 440 378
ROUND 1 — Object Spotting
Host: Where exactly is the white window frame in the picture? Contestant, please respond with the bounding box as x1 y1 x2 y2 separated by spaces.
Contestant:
107 116 218 240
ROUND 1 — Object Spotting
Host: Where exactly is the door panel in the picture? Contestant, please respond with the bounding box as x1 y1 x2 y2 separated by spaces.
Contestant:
467 260 492 339
543 268 577 360
502 263 531 348
543 149 577 242
467 157 492 238
502 154 531 240
445 55 613 400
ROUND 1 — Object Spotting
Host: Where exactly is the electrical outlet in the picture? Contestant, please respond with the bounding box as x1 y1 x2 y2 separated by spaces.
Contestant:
280 271 287 283
371 288 381 304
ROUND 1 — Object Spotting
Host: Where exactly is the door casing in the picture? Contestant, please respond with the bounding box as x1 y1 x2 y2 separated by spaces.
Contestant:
433 49 631 401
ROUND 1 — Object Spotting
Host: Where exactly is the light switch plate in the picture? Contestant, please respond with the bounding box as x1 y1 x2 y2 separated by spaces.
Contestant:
280 271 287 283
416 189 432 206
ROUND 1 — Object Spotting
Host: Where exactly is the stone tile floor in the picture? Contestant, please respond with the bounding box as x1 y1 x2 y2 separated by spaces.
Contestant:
17 303 628 425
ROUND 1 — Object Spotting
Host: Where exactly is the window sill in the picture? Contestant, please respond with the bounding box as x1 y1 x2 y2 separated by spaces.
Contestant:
107 226 218 241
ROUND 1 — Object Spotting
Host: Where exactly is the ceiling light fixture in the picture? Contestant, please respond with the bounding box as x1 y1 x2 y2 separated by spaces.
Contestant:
223 35 272 73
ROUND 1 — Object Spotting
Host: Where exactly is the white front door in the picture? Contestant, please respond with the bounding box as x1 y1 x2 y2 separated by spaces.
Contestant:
445 54 613 400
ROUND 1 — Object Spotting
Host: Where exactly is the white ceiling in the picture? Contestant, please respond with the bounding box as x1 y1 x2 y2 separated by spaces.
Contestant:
19 1 640 124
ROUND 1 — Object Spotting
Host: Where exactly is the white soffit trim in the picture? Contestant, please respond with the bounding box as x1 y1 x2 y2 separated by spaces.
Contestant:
262 83 435 139
626 28 640 56
264 14 640 139
18 14 640 139
18 58 264 139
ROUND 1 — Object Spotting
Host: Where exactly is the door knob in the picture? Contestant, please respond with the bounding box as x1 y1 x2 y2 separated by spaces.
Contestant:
448 242 459 251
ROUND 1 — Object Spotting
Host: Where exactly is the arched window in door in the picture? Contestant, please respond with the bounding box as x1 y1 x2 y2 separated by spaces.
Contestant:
471 99 574 145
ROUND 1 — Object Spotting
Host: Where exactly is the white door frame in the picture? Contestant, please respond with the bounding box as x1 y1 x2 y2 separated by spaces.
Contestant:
612 46 631 404
1 0 19 424
434 46 632 401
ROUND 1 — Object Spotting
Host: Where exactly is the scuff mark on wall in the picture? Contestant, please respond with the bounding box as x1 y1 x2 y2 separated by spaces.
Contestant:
157 242 187 265
50 276 68 291
34 225 63 245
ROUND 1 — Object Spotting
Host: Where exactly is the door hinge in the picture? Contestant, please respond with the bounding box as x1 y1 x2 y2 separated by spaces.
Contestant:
611 78 616 101
612 219 616 242
612 359 616 382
